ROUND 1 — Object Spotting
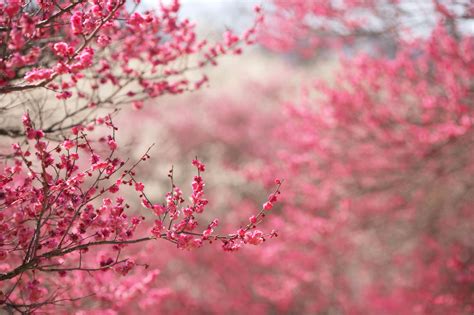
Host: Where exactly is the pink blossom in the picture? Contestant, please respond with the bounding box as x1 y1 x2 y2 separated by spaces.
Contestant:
24 68 53 82
70 12 83 34
263 201 273 210
135 182 145 192
108 139 118 150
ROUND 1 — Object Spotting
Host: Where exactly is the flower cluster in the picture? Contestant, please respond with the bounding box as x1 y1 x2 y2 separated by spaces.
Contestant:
0 0 263 136
0 112 281 312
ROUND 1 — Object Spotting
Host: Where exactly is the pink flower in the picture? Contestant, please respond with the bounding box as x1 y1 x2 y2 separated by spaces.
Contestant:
24 68 53 82
109 184 119 193
249 215 257 224
115 259 135 276
151 220 163 237
135 182 145 192
97 35 111 47
245 230 264 245
192 158 206 172
62 140 75 150
22 113 31 127
70 11 83 34
128 12 145 26
53 42 74 57
202 228 213 238
263 201 273 210
5 0 21 17
153 204 166 216
108 139 118 150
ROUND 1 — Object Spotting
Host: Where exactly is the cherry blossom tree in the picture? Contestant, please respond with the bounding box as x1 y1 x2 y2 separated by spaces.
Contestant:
0 0 282 313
